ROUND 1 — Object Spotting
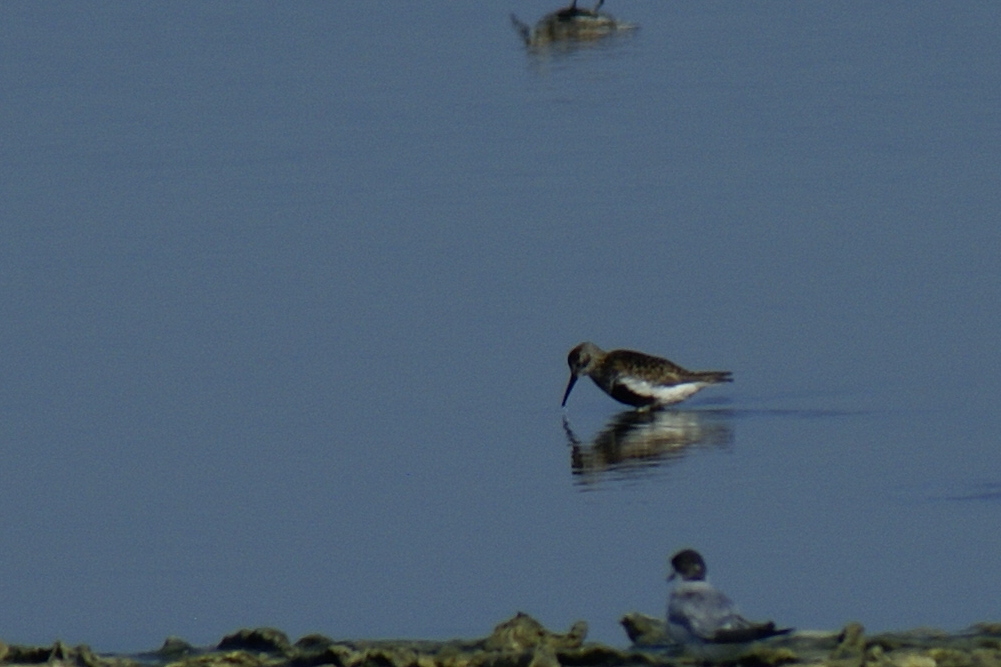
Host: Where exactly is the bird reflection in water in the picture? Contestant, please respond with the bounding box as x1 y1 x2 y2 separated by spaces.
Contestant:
563 409 733 486
510 0 636 49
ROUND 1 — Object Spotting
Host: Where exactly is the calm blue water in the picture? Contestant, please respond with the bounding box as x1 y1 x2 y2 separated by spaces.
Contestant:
2 1 999 652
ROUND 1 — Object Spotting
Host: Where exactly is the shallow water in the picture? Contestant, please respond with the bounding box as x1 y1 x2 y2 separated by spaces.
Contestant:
1 1 999 652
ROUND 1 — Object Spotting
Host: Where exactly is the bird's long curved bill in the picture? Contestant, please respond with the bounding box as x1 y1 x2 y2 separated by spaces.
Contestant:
561 374 579 407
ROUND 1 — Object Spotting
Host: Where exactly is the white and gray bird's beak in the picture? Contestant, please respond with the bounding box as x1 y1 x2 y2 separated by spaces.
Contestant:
561 373 579 407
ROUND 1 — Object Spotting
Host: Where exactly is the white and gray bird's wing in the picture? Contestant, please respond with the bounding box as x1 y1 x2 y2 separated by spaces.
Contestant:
668 583 751 642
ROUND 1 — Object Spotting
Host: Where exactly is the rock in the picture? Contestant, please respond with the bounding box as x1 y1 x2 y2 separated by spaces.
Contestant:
482 612 587 652
927 648 971 667
50 640 72 661
890 653 936 667
738 644 800 667
156 636 196 660
830 622 867 663
619 613 671 647
5 614 1001 667
527 645 559 667
217 628 293 656
292 634 335 652
3 642 53 663
973 624 1001 637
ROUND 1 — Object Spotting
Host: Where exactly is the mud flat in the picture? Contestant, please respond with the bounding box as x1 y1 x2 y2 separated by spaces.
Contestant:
3 612 1000 667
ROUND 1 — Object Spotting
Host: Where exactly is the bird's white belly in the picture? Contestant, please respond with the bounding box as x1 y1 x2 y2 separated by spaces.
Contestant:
620 378 708 405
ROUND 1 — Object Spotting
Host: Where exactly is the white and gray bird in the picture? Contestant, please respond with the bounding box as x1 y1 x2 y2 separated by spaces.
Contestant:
667 549 792 658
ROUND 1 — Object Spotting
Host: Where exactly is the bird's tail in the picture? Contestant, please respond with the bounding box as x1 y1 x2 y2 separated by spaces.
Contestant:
696 370 733 384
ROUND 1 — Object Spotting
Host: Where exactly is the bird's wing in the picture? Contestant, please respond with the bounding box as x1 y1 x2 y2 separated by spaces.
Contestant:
609 350 692 384
668 586 742 641
709 622 793 643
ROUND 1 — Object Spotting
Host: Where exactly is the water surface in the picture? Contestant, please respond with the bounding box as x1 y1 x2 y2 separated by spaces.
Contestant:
2 1 999 651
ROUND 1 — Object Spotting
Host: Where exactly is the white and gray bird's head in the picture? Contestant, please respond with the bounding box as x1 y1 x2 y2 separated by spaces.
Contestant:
669 548 708 582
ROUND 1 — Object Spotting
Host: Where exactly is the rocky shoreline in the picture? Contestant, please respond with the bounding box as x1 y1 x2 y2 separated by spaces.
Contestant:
3 613 1000 667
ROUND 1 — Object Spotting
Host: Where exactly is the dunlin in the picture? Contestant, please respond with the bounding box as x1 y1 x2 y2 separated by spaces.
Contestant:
667 549 792 657
561 342 732 409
